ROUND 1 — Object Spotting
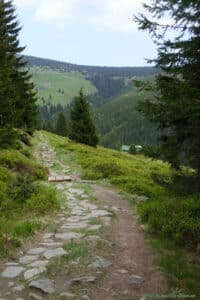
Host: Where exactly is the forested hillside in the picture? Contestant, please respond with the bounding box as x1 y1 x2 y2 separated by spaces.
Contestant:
95 88 157 149
26 55 158 148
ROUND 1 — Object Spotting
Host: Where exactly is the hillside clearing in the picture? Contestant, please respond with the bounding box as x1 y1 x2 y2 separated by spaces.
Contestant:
0 131 199 299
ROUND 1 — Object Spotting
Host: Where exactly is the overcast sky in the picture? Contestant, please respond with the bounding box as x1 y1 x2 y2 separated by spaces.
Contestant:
14 0 156 66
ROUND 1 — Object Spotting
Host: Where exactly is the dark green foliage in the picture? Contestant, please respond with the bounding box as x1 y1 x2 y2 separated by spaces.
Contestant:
0 0 38 132
0 128 19 149
69 89 98 147
8 174 35 204
95 89 158 149
138 195 200 249
55 112 68 137
129 144 136 155
143 145 162 159
135 0 200 189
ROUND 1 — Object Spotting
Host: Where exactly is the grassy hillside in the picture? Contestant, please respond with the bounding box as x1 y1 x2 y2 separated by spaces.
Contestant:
31 66 97 106
0 130 60 258
42 131 200 295
95 88 158 149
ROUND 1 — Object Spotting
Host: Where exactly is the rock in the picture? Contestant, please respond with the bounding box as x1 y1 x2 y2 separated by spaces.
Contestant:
133 195 149 202
43 248 67 259
117 269 129 274
43 233 54 239
128 275 143 285
1 266 25 278
6 262 19 266
40 242 62 247
60 292 77 299
8 282 14 287
89 225 102 230
13 285 25 292
55 232 84 240
24 267 46 281
29 293 44 300
19 256 39 265
71 276 96 284
88 256 112 268
90 210 111 217
29 279 55 294
29 260 49 268
28 248 46 255
61 223 88 230
81 296 91 300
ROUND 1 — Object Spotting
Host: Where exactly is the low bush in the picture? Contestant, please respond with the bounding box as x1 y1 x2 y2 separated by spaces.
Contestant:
25 185 60 214
138 195 200 249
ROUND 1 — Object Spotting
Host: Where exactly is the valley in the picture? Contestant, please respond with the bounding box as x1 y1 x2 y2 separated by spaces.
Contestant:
26 55 158 149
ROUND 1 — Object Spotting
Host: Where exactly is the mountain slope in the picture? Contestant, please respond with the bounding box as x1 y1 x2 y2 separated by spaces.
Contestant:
95 88 158 149
25 55 157 107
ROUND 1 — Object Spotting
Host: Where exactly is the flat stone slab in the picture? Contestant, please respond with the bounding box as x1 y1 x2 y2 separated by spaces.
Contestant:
88 256 112 268
29 260 49 268
43 233 54 239
29 279 55 294
19 256 39 265
29 293 44 300
43 248 67 259
1 266 25 278
127 275 143 285
6 262 19 266
40 242 62 247
71 276 96 284
24 267 46 281
13 285 25 292
61 223 89 230
55 232 84 240
28 248 46 255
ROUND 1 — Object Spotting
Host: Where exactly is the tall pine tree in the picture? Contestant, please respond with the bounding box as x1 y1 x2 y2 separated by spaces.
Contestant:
55 112 68 137
0 0 37 132
69 89 98 147
135 0 200 190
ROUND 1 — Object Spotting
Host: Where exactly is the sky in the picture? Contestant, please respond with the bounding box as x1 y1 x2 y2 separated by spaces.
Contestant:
13 0 157 67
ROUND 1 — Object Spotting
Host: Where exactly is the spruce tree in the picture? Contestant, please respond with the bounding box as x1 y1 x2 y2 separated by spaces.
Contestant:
135 0 200 190
69 89 98 147
0 0 37 132
55 112 68 137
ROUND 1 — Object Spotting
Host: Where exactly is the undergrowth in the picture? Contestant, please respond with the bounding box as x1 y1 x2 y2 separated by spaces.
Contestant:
41 131 200 295
0 131 60 258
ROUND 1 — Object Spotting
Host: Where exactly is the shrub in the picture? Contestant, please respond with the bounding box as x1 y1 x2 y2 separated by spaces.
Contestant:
0 128 19 149
25 185 60 214
138 195 200 249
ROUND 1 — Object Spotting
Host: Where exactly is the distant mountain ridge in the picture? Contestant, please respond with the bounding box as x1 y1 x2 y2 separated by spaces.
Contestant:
24 55 156 77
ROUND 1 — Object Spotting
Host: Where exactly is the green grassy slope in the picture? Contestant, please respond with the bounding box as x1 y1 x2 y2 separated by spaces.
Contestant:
0 131 60 258
31 66 97 106
95 87 158 149
43 131 200 296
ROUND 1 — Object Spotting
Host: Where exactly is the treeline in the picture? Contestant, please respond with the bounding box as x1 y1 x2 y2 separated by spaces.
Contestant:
95 90 158 149
25 55 157 77
0 0 37 145
38 89 158 150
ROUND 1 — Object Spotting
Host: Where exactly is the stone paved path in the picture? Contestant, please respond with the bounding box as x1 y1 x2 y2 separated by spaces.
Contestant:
0 136 114 300
0 134 168 300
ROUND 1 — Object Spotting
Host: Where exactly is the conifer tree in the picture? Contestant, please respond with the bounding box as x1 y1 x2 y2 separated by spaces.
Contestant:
55 112 68 137
69 89 98 147
135 0 200 190
0 0 37 132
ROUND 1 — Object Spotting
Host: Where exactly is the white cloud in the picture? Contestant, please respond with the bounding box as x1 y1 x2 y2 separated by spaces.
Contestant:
14 0 148 32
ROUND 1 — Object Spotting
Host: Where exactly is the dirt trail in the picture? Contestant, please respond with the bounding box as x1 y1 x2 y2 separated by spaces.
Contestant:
90 186 168 299
0 134 168 300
